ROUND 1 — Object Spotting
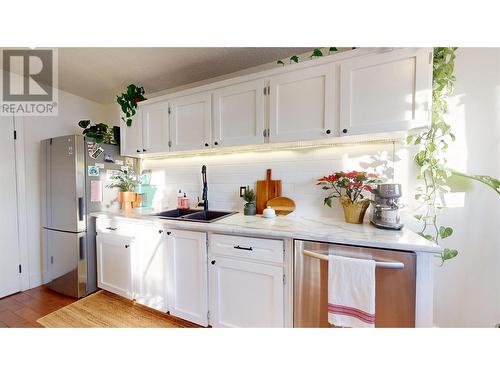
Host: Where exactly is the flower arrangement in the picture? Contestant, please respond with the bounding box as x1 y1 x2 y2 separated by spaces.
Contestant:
317 171 381 224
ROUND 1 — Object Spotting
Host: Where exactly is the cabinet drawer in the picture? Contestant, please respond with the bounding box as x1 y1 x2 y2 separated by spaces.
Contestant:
95 218 136 236
209 234 283 263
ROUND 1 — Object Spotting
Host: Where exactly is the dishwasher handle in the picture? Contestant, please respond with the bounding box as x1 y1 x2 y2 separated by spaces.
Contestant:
302 249 404 270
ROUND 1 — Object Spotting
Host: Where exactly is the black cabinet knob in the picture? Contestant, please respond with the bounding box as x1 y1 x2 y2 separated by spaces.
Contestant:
326 129 331 135
342 129 348 134
214 141 219 146
125 244 129 248
143 149 146 152
211 260 216 265
166 231 171 235
205 143 209 147
158 230 163 234
136 149 140 153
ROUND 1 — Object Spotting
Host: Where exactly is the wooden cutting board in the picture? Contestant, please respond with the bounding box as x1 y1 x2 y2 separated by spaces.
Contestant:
256 169 282 214
266 197 296 216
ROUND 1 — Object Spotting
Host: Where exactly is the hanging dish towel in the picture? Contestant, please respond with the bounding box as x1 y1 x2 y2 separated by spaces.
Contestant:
328 255 376 328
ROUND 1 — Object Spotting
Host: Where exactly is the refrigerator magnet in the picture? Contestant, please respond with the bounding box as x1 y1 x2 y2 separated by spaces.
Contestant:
114 159 124 166
88 166 100 176
90 180 103 202
94 163 105 169
104 153 114 163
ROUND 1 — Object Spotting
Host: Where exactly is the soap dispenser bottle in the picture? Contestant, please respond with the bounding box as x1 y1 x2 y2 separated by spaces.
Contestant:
177 189 183 208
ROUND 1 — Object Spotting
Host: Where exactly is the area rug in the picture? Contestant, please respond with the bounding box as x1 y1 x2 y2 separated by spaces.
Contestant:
37 290 198 328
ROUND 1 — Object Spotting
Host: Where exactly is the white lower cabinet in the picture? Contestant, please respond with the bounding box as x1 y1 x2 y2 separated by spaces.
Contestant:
96 231 134 299
166 229 209 326
209 256 284 328
134 226 168 312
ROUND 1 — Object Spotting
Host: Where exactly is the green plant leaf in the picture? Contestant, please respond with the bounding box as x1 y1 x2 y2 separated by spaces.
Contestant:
277 60 285 66
324 197 332 207
439 226 453 239
311 48 323 58
78 120 90 129
329 47 338 52
442 248 458 261
290 55 299 63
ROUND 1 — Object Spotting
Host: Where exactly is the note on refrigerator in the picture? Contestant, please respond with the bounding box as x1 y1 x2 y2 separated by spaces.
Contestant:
90 180 103 202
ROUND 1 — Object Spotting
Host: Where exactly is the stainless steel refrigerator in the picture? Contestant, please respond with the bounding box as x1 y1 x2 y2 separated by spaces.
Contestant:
41 134 137 298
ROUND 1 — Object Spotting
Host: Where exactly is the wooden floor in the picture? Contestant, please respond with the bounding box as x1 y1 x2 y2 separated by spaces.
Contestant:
0 286 77 328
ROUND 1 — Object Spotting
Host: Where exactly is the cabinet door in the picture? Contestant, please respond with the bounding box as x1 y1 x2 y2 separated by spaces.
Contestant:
96 232 134 299
169 93 211 152
120 110 144 157
269 63 336 142
212 80 265 147
134 225 167 312
209 257 284 328
339 48 432 135
141 102 170 154
166 230 208 326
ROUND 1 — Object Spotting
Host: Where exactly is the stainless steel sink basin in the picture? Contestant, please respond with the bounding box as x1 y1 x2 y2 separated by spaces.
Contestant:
154 208 200 218
153 209 236 223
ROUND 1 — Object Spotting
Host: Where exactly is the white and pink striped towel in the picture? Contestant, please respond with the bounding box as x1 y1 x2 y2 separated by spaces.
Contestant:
328 255 376 328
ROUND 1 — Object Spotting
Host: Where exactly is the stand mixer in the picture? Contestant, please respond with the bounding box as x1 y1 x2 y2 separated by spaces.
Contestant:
370 183 404 230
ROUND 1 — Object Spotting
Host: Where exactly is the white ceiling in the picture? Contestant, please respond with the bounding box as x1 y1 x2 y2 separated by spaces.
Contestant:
56 48 314 104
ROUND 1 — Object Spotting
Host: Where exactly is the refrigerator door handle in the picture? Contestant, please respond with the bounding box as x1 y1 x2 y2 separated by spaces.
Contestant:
78 197 84 221
79 236 85 260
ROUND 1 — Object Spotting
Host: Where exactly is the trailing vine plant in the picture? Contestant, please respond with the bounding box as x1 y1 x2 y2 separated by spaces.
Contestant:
116 84 146 127
407 47 499 264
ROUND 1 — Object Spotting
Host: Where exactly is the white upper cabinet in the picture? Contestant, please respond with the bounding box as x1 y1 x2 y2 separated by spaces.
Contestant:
212 79 266 147
120 113 143 156
121 102 169 156
141 102 170 153
169 93 212 152
269 63 336 142
166 229 208 326
339 48 433 136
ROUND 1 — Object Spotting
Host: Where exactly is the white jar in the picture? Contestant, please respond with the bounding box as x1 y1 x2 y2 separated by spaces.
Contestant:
263 206 276 218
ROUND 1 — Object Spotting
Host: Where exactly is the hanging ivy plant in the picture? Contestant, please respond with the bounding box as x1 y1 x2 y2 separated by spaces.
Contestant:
116 84 146 127
276 47 340 66
407 47 499 264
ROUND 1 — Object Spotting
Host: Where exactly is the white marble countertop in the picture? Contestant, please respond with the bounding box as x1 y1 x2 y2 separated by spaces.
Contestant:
90 209 441 254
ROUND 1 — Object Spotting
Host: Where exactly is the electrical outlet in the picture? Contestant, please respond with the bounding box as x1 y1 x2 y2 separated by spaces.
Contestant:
239 186 247 197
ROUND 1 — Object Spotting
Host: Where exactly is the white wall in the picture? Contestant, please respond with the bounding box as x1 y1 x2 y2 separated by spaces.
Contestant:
19 88 111 287
422 48 500 327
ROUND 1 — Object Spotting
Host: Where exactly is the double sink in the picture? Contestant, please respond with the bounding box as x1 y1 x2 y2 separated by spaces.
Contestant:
153 208 237 223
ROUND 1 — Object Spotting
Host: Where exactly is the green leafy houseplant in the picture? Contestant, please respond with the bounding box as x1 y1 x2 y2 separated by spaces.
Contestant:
242 186 256 216
106 169 139 192
407 47 499 264
78 120 115 144
116 84 146 127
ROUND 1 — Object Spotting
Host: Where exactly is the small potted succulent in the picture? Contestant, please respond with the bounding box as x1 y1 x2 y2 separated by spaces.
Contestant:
106 169 141 210
317 171 381 224
242 186 256 216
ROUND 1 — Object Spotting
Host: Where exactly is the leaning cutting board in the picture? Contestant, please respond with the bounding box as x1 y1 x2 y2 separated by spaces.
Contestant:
266 197 296 216
256 169 282 214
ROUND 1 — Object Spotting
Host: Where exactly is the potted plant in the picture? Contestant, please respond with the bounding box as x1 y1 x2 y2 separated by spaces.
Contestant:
317 171 381 224
242 186 256 216
116 84 146 127
78 120 116 144
106 169 141 210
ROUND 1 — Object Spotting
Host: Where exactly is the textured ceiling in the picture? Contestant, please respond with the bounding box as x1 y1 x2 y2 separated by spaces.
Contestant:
56 47 314 104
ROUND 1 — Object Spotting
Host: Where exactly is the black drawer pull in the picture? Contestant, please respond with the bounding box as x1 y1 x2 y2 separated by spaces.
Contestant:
125 244 129 248
167 231 172 235
106 227 117 231
234 245 253 251
159 229 163 234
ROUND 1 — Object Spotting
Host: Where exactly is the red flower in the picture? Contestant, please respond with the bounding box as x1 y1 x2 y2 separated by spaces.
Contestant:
364 185 373 192
133 97 141 103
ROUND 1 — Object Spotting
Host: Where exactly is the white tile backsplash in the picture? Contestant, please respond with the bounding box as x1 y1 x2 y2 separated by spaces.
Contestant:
143 142 403 219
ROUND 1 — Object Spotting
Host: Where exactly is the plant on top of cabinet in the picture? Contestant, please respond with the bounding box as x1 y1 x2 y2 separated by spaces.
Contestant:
317 171 381 224
242 186 256 216
277 47 340 66
106 169 141 210
78 120 116 144
116 84 146 127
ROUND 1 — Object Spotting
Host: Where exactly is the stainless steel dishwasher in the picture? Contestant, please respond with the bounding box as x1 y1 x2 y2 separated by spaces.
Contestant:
294 240 416 328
